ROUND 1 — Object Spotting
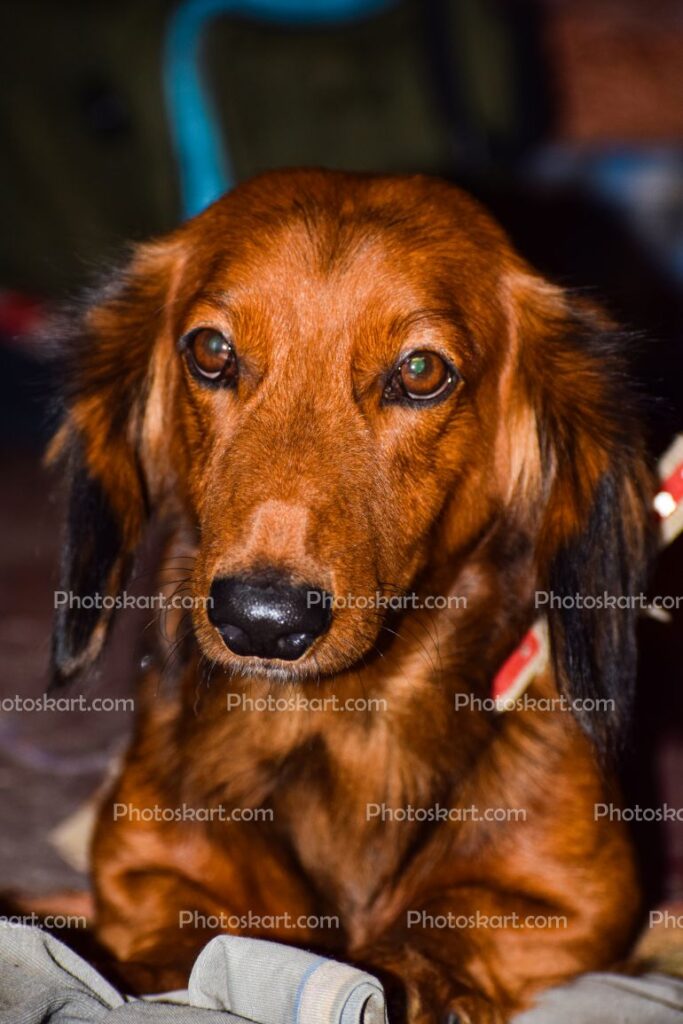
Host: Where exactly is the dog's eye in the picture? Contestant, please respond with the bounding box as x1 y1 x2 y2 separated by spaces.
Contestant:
183 328 237 386
384 350 457 404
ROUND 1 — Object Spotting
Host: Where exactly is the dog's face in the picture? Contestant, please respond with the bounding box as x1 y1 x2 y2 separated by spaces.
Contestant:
167 178 517 678
51 170 652 750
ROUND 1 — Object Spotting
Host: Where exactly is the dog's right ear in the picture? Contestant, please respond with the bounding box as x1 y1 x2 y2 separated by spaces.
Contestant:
48 240 182 688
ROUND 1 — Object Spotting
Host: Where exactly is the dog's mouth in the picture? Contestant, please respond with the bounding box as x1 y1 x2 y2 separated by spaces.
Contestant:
198 630 359 685
210 652 326 684
191 571 395 682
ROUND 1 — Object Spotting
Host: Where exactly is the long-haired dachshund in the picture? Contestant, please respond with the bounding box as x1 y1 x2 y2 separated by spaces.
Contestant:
49 169 654 1023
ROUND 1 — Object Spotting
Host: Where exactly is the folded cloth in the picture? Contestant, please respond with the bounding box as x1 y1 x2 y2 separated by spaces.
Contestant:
0 923 233 1023
189 935 387 1024
1 924 683 1024
0 922 123 1024
0 925 386 1023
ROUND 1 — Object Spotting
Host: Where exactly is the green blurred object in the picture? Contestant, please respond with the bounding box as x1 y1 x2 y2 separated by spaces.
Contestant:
0 0 178 295
0 0 547 296
0 0 452 295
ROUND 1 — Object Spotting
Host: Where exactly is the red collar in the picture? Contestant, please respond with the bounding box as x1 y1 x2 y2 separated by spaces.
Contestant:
492 435 683 711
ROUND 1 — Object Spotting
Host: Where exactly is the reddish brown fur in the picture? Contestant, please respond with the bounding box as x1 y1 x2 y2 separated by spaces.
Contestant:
50 170 654 1023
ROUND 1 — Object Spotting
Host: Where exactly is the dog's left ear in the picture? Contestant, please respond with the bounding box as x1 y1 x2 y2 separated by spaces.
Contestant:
48 240 182 687
506 273 656 757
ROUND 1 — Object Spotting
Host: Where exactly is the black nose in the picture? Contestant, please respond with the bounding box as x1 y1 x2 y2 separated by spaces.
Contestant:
208 574 332 661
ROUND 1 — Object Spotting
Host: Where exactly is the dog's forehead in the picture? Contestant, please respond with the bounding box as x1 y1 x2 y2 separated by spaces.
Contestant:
189 170 509 280
189 193 503 329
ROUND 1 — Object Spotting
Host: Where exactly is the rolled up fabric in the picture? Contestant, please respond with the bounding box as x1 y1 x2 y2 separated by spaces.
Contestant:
6 923 681 1024
0 924 386 1023
188 935 387 1024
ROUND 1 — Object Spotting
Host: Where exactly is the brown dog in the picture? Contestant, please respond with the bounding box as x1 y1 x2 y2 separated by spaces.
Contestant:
50 170 654 1023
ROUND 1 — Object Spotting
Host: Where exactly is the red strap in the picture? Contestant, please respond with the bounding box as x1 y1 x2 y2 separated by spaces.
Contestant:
491 435 683 709
657 460 683 509
491 628 541 701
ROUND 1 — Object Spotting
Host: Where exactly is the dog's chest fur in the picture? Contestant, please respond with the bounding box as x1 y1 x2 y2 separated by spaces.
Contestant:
162 668 462 932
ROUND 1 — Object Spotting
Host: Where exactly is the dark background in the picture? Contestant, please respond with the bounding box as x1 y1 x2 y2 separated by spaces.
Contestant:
0 0 681 929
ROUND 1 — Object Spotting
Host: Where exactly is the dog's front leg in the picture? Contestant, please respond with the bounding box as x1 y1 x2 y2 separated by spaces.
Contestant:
93 863 228 993
351 880 614 1024
352 937 507 1024
92 783 331 995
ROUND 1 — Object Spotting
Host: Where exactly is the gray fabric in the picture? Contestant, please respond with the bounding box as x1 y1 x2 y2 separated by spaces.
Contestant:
1 924 682 1022
0 926 386 1023
189 936 386 1024
515 971 683 1023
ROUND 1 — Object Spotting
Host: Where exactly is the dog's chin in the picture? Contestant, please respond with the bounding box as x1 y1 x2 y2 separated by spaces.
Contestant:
215 655 316 684
195 628 374 684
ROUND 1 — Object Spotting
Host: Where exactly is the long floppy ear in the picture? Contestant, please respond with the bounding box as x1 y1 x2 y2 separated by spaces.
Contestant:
509 273 656 758
48 241 181 688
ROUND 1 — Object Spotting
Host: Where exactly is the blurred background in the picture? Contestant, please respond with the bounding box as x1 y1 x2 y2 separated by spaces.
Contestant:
0 0 681 933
